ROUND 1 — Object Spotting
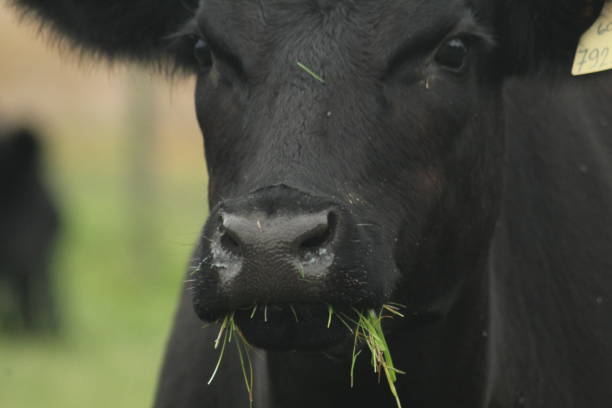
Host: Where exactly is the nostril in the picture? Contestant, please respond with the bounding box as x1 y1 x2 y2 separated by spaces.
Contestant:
220 229 242 256
298 211 337 252
300 225 331 250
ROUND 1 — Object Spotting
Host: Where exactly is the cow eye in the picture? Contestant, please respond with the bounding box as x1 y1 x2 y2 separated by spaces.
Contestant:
435 37 470 71
193 38 213 69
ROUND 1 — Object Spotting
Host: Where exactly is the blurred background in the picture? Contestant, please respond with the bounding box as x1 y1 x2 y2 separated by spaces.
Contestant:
0 3 208 407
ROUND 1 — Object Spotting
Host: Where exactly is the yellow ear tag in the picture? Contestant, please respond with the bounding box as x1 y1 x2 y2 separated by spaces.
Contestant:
572 2 612 75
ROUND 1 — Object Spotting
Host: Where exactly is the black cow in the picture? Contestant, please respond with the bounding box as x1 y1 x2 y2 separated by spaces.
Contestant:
9 0 612 406
0 126 60 333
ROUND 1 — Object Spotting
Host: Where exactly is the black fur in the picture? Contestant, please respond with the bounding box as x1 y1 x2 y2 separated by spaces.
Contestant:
9 0 612 406
8 0 200 69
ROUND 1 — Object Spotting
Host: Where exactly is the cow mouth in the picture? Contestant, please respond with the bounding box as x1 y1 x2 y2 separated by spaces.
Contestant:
223 303 359 351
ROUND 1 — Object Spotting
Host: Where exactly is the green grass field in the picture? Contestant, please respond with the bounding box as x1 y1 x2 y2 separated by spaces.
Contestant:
0 123 207 408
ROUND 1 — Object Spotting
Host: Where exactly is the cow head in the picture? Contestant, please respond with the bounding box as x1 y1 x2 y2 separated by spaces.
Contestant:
185 0 601 350
12 0 603 351
187 0 505 350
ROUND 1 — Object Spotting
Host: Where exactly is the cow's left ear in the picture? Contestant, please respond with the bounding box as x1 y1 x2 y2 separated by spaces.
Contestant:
9 0 201 72
486 0 606 74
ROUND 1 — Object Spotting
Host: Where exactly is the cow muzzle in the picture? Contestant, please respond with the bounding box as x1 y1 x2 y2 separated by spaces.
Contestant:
191 186 385 350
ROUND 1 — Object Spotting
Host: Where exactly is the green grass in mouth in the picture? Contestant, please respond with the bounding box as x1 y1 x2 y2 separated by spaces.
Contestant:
345 305 406 408
207 304 405 408
208 313 254 408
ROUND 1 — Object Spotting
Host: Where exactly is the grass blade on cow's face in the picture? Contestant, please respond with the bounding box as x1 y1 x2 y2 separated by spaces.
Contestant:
343 306 405 408
296 61 325 83
207 313 254 407
231 317 254 408
208 315 230 385
207 305 404 408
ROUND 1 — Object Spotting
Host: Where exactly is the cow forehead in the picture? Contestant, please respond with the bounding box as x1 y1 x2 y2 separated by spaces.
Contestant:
196 0 473 59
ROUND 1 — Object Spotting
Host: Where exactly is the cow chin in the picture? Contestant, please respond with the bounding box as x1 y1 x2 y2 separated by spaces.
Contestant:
231 304 354 351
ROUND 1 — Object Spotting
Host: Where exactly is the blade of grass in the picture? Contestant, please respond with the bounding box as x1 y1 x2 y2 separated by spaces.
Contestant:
209 314 255 408
369 310 397 381
228 314 235 344
208 320 229 385
347 306 405 408
233 320 254 408
213 316 229 349
296 62 325 83
235 329 254 393
335 313 354 334
350 325 362 388
289 305 299 322
297 264 305 279
383 304 405 318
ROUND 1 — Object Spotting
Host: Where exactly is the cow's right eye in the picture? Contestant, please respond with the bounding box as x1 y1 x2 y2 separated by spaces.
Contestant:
193 38 213 70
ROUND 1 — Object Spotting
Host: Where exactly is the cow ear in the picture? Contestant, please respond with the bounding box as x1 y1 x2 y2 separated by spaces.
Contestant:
8 0 200 73
491 0 605 74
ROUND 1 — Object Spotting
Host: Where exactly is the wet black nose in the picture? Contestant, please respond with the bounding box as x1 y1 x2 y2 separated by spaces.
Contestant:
192 186 386 328
211 208 338 293
219 210 336 261
198 194 344 312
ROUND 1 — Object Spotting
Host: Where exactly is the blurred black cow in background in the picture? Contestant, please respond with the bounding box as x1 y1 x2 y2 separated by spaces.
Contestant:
0 126 60 333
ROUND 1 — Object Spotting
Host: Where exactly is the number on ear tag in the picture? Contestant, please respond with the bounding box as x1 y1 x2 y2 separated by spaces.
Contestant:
572 1 612 76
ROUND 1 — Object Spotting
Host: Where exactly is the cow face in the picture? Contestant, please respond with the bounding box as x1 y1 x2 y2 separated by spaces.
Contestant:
189 0 504 350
